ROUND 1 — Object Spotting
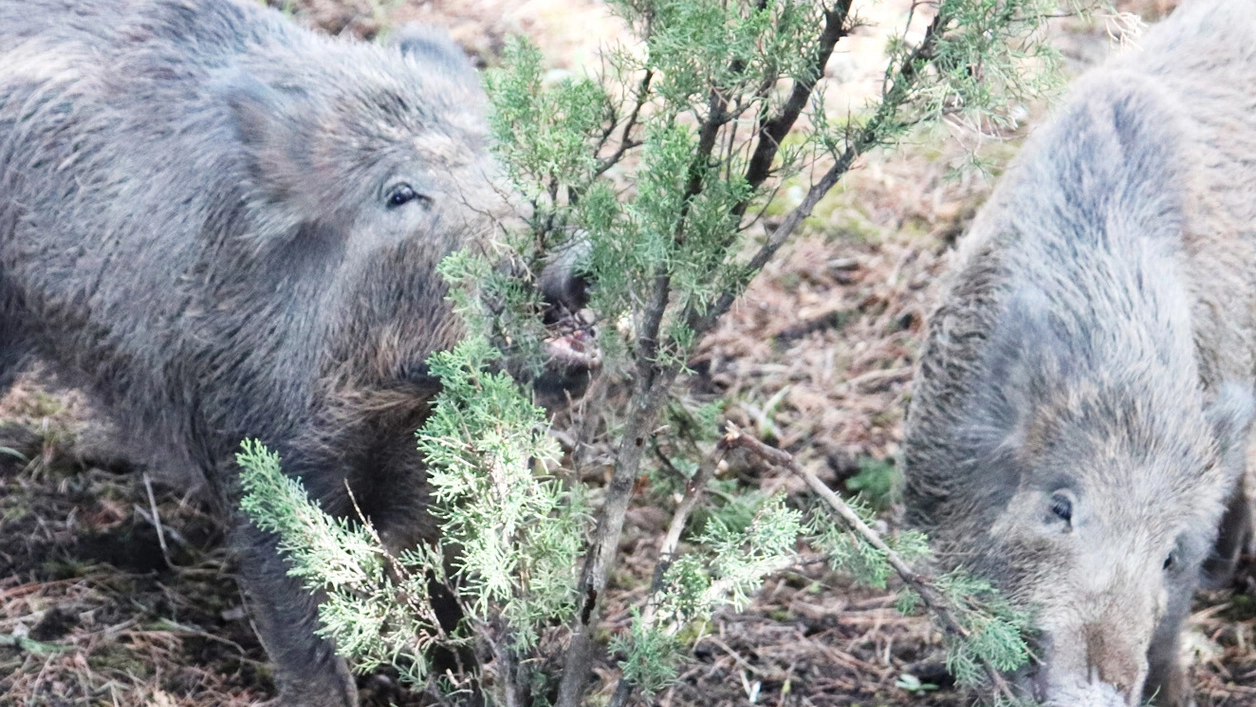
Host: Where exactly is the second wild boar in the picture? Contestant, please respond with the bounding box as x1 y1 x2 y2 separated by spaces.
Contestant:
903 1 1256 705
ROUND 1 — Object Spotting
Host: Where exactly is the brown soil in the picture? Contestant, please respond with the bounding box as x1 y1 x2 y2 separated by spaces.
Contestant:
6 1 1256 706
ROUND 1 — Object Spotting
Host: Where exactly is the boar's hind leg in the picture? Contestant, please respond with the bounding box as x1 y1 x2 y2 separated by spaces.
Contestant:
1202 478 1253 589
237 522 359 707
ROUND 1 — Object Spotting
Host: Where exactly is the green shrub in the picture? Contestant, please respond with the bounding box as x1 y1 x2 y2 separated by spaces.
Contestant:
241 2 1106 704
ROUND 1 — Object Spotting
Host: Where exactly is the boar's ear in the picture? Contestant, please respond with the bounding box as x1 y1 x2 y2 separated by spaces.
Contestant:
387 24 478 80
218 71 313 210
1207 382 1255 481
982 286 1063 420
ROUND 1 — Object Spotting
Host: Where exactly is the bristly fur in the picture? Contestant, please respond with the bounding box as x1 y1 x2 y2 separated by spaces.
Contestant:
0 1 510 705
903 2 1256 705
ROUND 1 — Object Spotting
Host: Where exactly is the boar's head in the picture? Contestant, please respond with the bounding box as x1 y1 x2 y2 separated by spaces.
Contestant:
214 28 592 408
906 282 1253 706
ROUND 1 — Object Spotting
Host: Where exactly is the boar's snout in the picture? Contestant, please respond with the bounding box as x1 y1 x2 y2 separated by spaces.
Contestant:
1039 680 1131 707
1035 605 1156 707
1082 624 1147 700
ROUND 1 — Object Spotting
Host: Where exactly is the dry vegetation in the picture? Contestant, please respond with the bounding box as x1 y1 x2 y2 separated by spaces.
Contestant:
4 1 1256 706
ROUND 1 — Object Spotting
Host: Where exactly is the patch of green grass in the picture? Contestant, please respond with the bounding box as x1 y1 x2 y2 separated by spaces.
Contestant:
39 560 88 581
844 456 899 512
766 607 792 622
2 502 32 523
1222 592 1256 622
87 644 154 676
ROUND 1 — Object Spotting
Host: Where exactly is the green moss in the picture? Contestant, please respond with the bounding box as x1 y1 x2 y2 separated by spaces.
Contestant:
1223 592 1256 622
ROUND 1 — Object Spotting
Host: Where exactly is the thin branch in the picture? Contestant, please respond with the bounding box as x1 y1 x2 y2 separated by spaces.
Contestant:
738 0 853 200
554 366 676 707
683 84 736 224
636 272 673 367
594 70 654 178
687 7 951 337
887 6 948 89
142 472 173 569
592 53 624 156
607 435 731 707
721 425 1019 703
486 617 523 707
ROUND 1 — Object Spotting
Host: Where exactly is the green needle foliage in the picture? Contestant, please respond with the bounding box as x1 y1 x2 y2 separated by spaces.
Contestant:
811 498 1034 695
810 495 930 590
238 337 587 696
237 439 448 683
240 1 1108 704
460 0 1093 379
614 494 804 696
416 337 589 651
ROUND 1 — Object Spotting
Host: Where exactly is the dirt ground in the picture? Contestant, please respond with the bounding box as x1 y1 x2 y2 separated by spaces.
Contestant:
5 1 1256 706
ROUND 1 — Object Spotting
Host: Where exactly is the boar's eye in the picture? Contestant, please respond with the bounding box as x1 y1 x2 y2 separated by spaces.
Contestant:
1162 541 1187 572
385 183 431 209
1048 492 1073 524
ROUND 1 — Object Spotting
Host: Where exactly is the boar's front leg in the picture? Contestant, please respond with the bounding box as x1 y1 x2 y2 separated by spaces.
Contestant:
0 300 32 395
237 521 359 707
1202 477 1253 589
1144 577 1195 707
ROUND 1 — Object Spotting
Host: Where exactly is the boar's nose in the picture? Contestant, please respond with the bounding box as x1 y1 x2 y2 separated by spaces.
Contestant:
1084 625 1146 705
1044 681 1129 707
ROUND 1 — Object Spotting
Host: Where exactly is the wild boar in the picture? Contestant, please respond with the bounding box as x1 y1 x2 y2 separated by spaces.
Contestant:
0 1 590 704
902 1 1256 705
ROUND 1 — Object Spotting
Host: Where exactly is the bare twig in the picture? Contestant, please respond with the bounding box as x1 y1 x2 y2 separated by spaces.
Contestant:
142 472 173 569
721 424 1019 702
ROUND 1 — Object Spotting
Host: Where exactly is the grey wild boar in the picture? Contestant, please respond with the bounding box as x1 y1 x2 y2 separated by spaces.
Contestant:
0 1 591 705
902 1 1256 705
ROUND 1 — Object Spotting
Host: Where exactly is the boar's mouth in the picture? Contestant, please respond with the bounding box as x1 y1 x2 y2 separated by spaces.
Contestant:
544 329 602 372
530 307 601 409
540 299 602 373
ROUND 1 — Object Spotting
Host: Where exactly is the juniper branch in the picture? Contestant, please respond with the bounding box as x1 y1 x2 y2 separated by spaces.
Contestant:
594 69 654 178
555 364 675 707
558 21 776 697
